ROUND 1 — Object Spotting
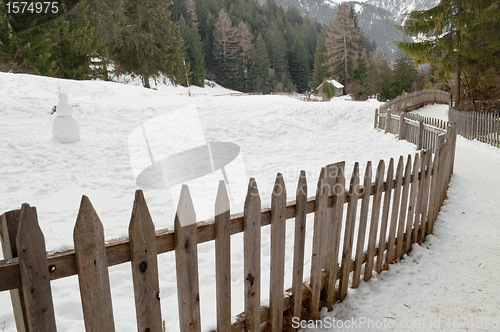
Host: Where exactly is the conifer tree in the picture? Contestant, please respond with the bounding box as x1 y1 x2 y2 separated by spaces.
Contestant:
113 0 185 88
212 8 240 88
249 34 271 93
323 4 365 87
288 37 310 92
398 0 500 108
179 17 206 86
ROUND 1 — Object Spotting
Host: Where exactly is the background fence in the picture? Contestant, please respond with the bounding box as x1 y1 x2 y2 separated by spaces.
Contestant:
449 107 500 147
379 89 450 114
378 88 499 148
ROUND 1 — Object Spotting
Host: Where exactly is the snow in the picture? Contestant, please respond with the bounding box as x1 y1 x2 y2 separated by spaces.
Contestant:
1 73 497 331
299 104 500 331
0 72 417 331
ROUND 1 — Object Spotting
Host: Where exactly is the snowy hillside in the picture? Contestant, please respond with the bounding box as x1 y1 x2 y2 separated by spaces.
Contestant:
0 73 419 331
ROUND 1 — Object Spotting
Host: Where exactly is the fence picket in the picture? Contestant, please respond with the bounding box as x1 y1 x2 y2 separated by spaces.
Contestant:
419 151 433 241
175 185 201 332
129 190 162 332
215 181 231 331
352 162 372 288
292 171 307 319
16 204 57 332
376 158 394 272
339 163 360 300
326 164 346 307
0 208 35 332
74 196 115 332
309 168 328 319
427 149 441 234
364 160 384 281
395 155 412 259
386 156 404 265
323 162 345 270
269 174 287 331
244 178 261 332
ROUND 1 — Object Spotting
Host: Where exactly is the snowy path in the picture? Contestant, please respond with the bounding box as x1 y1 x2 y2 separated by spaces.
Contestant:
304 105 500 331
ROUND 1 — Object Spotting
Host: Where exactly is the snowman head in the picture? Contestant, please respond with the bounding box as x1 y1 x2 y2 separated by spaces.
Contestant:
56 92 73 116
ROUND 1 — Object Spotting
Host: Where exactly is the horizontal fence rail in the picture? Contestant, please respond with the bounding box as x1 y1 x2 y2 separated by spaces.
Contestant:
1 93 458 331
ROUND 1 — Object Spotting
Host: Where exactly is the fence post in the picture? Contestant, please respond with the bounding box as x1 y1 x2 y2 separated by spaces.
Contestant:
0 208 37 332
374 108 379 129
399 112 406 140
385 108 392 134
16 204 57 332
417 120 424 150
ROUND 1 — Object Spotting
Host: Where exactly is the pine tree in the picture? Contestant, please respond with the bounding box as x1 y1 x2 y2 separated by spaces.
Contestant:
311 31 330 91
236 21 254 91
397 0 500 108
179 17 206 86
113 0 185 88
288 37 310 92
1 0 99 78
387 55 418 99
212 8 241 88
323 4 365 87
249 34 271 93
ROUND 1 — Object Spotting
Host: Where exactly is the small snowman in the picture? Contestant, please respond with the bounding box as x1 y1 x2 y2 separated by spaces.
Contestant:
52 92 80 143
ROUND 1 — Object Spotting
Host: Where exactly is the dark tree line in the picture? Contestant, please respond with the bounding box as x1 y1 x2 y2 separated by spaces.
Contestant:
2 0 467 101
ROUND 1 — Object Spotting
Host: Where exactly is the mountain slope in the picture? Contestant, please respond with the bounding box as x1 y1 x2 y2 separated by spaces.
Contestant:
264 0 439 59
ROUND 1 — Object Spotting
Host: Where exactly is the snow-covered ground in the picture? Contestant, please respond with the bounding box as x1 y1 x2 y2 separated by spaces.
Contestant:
0 72 418 331
302 104 500 331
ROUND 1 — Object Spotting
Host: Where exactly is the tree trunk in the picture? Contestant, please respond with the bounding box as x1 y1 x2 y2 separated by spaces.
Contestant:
143 75 151 89
454 70 460 108
343 31 348 87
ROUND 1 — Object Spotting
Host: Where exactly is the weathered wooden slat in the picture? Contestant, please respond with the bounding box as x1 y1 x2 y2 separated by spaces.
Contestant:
364 160 384 281
269 174 287 331
404 153 420 252
418 150 433 242
309 168 328 319
175 186 201 332
395 155 412 259
0 208 34 332
339 163 360 300
417 120 424 150
16 204 57 332
386 156 404 265
322 162 345 270
74 196 115 332
292 171 307 319
376 158 394 273
427 148 441 234
399 112 406 140
325 164 346 308
129 190 162 332
244 178 261 332
412 151 426 245
215 181 231 331
352 162 371 288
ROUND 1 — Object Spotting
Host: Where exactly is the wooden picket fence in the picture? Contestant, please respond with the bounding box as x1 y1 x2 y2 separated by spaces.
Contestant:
1 109 457 331
375 109 449 151
379 89 450 114
449 107 500 147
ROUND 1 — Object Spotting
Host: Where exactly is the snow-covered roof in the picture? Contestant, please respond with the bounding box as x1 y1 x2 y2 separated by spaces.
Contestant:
318 79 344 89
